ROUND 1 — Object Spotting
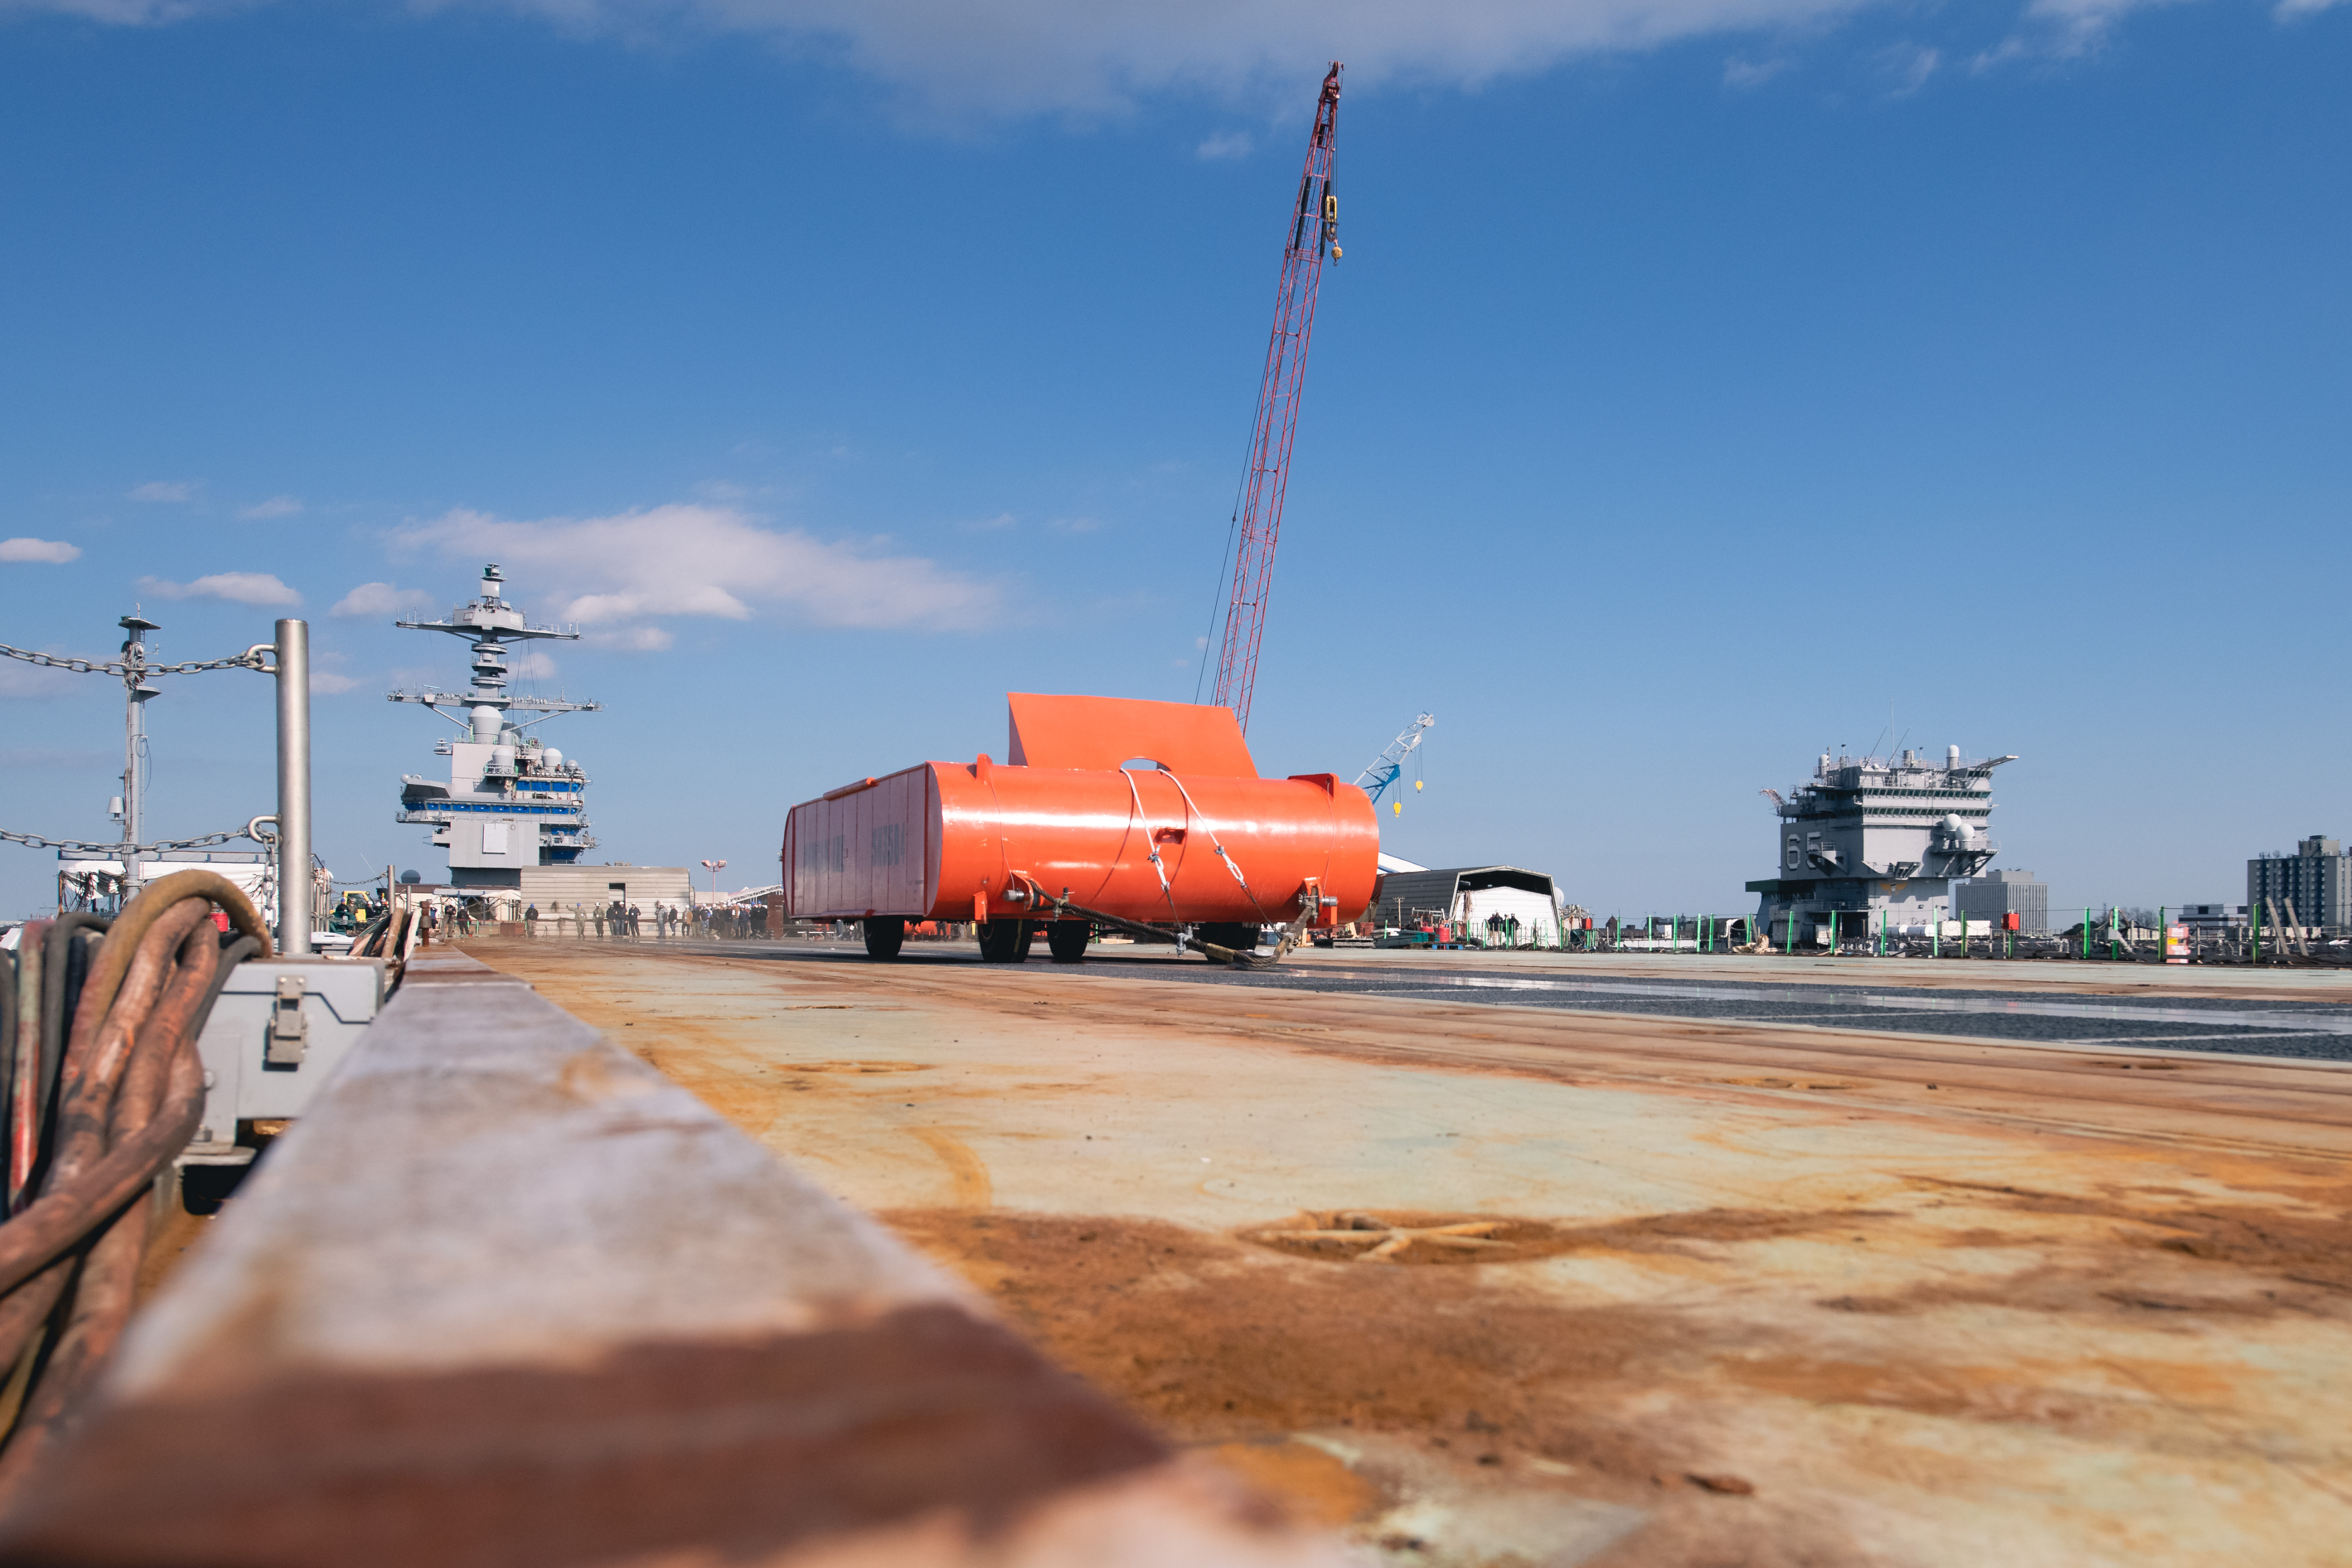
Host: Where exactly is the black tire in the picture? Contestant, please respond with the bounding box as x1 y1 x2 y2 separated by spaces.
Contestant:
863 916 906 961
1046 921 1091 962
1017 921 1038 959
978 918 1029 963
1197 921 1259 953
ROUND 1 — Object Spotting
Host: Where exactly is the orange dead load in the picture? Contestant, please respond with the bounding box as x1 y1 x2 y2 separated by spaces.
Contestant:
782 694 1378 961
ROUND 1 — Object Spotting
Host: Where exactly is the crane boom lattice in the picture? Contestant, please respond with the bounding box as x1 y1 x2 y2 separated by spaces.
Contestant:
1356 713 1434 805
1210 61 1342 734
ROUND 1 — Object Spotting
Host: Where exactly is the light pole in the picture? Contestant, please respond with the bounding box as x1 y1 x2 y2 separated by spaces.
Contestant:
700 859 726 905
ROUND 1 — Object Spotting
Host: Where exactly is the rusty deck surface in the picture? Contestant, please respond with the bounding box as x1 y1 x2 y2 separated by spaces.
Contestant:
471 937 2352 1568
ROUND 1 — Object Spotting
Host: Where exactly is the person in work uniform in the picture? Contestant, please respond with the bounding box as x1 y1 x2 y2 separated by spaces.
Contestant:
523 902 539 937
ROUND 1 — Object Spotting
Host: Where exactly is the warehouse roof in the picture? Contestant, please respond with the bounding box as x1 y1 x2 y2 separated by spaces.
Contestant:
1371 865 1555 922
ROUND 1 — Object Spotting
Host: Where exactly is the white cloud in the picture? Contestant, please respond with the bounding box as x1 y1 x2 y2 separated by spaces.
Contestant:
1722 54 1788 86
509 650 560 679
0 661 79 701
0 0 2277 116
128 481 196 503
332 582 439 618
0 538 81 564
6 0 1981 117
391 503 1003 644
1968 34 2033 69
2019 0 2202 53
240 495 304 519
1197 130 1253 159
499 0 1896 116
1884 41 1938 90
2278 0 2347 14
309 671 361 694
137 571 302 607
585 625 676 652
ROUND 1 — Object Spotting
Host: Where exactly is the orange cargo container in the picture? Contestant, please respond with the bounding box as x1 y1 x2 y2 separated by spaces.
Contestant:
782 694 1378 959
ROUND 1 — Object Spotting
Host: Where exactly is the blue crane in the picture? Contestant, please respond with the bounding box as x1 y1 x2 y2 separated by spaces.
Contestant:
1355 714 1435 810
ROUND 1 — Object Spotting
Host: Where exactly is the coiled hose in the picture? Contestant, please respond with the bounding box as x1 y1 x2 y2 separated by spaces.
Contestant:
0 870 269 1502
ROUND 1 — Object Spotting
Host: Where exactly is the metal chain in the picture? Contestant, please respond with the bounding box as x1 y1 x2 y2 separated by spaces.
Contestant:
0 643 270 678
2 826 258 854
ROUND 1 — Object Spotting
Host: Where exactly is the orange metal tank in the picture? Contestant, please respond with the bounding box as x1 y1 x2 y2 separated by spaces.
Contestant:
782 694 1378 926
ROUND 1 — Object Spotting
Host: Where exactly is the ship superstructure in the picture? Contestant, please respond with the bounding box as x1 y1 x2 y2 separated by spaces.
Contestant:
391 564 602 887
1749 744 2016 945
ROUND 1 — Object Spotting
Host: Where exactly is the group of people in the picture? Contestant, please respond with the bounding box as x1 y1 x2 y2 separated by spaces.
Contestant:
512 900 769 940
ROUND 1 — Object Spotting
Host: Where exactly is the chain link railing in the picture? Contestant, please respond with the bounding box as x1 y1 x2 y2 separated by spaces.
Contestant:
0 825 266 855
0 643 273 678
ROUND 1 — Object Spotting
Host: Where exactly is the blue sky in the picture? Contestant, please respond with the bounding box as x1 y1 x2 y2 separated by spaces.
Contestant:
2 0 2346 921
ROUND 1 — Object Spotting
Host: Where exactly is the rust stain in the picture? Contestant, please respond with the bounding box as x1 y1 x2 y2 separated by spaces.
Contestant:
469 942 2352 1562
3 1305 1180 1568
1203 1438 1383 1526
911 1128 994 1211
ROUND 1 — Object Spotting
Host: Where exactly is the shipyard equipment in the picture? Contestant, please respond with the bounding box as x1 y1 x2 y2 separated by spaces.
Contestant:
1356 713 1433 811
1205 62 1343 735
782 693 1378 962
179 954 386 1208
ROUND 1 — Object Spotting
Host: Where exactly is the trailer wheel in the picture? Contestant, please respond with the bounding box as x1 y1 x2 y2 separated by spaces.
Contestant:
978 918 1029 962
1046 921 1091 962
863 916 907 960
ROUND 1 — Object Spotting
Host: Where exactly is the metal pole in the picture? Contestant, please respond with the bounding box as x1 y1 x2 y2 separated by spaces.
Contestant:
117 614 159 898
123 645 139 896
276 619 313 955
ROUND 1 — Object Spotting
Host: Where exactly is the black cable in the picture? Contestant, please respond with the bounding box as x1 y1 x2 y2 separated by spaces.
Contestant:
0 946 15 1182
39 917 109 1096
188 933 263 1046
34 919 108 1197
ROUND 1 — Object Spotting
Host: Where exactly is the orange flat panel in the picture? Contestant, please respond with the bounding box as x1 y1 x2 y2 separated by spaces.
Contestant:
1005 693 1258 777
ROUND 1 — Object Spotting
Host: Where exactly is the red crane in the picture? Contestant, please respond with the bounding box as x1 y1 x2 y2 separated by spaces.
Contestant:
1208 61 1342 735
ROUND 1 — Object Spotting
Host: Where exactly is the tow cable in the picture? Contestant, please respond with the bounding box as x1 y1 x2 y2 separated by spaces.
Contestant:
1032 882 1320 971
